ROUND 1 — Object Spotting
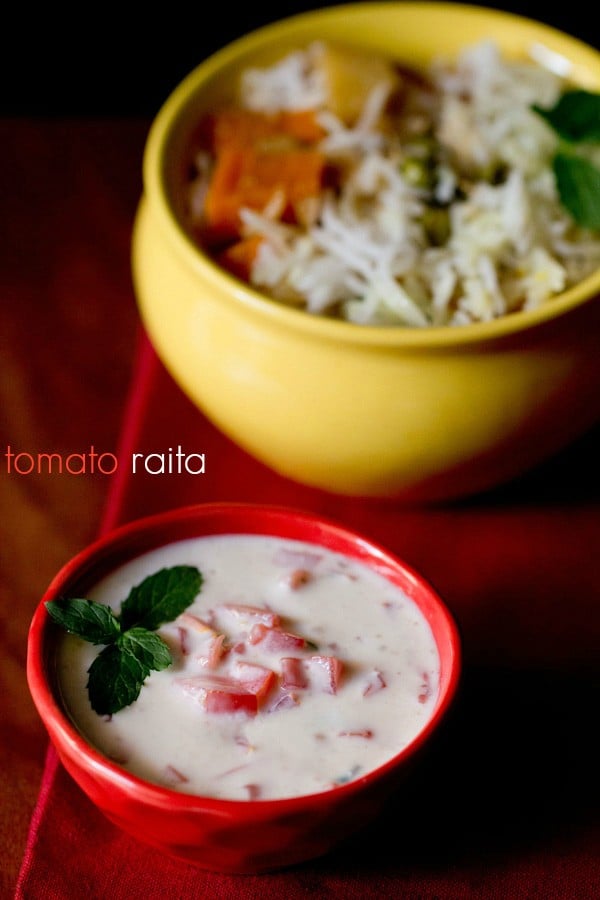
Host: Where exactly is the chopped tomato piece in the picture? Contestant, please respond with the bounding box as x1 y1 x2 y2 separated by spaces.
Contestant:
178 612 217 635
306 655 343 694
264 687 300 713
177 675 258 715
363 668 387 696
248 623 308 651
281 657 308 690
244 783 262 800
418 671 433 703
197 633 227 669
217 604 281 629
176 614 227 669
177 660 276 715
204 689 256 715
281 655 343 694
232 660 276 701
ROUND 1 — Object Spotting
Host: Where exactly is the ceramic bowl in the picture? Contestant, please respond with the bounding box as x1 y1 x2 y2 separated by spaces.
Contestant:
131 4 600 503
27 502 460 873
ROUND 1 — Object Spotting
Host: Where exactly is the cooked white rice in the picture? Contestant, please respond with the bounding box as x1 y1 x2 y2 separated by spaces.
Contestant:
188 40 600 327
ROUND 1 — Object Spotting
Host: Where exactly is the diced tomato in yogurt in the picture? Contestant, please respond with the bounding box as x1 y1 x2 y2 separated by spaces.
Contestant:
281 657 308 690
176 675 259 715
178 612 217 634
248 623 308 651
205 687 257 714
307 656 343 694
231 660 276 701
264 686 300 713
174 613 227 667
177 659 276 715
418 671 432 703
197 633 227 669
362 668 387 696
244 783 261 800
281 655 343 694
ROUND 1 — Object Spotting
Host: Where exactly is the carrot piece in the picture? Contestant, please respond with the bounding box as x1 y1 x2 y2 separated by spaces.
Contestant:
217 236 264 281
279 110 325 144
206 108 324 154
203 146 325 240
255 150 325 214
203 147 246 240
207 109 279 154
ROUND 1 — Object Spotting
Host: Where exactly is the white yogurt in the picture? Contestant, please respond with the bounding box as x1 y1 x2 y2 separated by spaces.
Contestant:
56 534 440 800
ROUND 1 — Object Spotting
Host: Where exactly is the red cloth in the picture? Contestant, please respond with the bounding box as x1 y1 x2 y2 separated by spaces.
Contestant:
16 335 600 898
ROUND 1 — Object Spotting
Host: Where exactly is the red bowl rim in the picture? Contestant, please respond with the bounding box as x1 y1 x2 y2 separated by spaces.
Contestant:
27 501 462 813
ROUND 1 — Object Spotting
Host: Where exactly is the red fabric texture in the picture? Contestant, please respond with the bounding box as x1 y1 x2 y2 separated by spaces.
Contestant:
16 336 600 898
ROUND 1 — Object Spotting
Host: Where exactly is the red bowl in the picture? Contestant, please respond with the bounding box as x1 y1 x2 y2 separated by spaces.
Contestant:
27 502 461 873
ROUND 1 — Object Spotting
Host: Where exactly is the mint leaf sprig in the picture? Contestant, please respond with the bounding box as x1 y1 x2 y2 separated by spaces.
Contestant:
532 89 600 230
46 565 203 716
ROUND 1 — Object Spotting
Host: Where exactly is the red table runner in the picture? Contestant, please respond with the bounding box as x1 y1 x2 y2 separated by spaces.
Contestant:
16 334 600 898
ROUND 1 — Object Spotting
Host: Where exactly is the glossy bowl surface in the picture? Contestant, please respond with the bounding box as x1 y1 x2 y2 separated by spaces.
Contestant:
27 502 461 873
132 3 600 500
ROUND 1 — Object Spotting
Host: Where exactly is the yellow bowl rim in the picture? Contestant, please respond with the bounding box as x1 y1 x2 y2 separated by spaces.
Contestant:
142 1 600 349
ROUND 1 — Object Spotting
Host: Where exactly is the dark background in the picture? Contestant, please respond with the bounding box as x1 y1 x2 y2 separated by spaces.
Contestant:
3 1 597 117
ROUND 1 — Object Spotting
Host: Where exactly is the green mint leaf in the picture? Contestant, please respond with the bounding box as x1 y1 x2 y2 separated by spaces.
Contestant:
86 629 172 715
45 597 120 645
553 152 600 230
533 90 600 143
119 565 203 631
86 642 149 715
49 564 202 715
118 628 172 672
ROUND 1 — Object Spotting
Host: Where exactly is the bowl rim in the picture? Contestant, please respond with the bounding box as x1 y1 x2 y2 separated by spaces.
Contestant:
27 500 462 813
140 1 600 349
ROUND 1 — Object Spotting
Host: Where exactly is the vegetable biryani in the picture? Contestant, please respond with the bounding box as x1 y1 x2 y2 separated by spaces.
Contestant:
185 40 600 327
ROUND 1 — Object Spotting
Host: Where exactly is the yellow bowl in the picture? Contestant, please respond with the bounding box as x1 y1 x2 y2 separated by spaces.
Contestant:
131 2 600 501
